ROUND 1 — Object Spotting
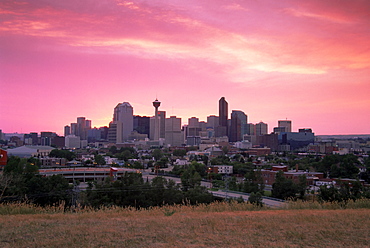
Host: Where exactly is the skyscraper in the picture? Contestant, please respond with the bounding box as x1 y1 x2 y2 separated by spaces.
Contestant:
216 97 228 137
230 110 248 142
133 115 150 136
165 116 183 146
187 117 201 136
256 122 268 136
158 111 166 139
64 125 71 137
278 120 292 132
111 102 134 142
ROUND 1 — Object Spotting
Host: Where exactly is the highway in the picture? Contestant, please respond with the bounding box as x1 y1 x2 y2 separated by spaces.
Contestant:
143 172 286 208
40 168 286 208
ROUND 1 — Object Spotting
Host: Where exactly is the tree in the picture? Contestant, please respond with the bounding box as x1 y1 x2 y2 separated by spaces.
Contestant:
109 146 118 154
181 167 202 191
2 156 71 206
94 155 106 166
297 175 307 199
272 171 299 200
49 149 75 161
152 149 163 161
173 149 187 157
318 154 359 179
248 192 263 207
242 170 265 194
184 186 213 204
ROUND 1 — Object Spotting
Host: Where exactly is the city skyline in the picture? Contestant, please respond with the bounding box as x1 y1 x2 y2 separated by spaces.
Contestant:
1 0 369 135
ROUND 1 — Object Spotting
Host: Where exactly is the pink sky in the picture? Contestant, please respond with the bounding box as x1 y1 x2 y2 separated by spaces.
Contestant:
1 0 369 135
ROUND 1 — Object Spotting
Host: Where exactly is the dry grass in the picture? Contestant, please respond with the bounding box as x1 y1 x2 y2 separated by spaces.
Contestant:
0 201 369 247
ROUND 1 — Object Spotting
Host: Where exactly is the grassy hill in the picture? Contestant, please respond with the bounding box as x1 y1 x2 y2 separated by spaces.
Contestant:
0 201 369 247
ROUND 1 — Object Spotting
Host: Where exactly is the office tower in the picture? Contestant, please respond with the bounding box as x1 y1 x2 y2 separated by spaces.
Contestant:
199 121 207 131
99 126 109 140
70 123 77 136
256 122 268 136
75 117 92 140
152 99 161 140
165 116 183 146
23 134 33 145
86 120 92 129
23 132 38 145
216 97 228 137
88 128 101 143
158 111 166 139
133 115 150 136
40 132 56 146
64 125 71 137
230 110 248 142
65 135 81 149
278 120 292 132
108 122 118 143
24 133 40 146
273 127 286 134
247 123 255 135
77 117 86 140
187 117 201 136
207 115 219 129
188 117 199 127
112 102 134 142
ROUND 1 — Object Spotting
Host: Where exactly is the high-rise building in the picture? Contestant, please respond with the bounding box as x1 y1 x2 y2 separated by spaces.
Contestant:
188 117 199 127
247 123 255 135
187 117 201 137
158 111 166 139
112 102 134 142
108 122 118 143
207 115 219 129
64 125 71 137
165 116 183 146
70 123 77 136
278 120 292 133
40 132 57 146
77 117 87 140
230 110 248 142
256 122 268 136
65 135 81 149
133 115 150 136
216 97 228 137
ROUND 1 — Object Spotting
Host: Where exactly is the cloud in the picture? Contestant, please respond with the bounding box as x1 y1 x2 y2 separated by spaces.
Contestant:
1 0 369 80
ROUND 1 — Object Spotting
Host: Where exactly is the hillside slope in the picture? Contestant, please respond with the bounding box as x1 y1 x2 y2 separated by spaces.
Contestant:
1 207 369 247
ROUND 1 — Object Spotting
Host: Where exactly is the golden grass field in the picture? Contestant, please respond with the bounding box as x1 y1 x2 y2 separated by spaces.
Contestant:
0 201 369 247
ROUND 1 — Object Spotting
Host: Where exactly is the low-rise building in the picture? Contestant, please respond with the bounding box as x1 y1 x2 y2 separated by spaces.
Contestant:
208 165 233 175
260 165 324 185
6 145 54 158
40 157 66 168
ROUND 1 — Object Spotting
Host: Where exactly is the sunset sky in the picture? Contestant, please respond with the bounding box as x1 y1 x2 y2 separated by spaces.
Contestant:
1 0 369 136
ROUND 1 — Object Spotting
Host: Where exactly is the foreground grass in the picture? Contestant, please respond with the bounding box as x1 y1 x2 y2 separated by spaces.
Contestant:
0 200 369 247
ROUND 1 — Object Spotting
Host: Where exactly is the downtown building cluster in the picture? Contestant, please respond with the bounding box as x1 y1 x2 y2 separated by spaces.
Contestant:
60 97 315 152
